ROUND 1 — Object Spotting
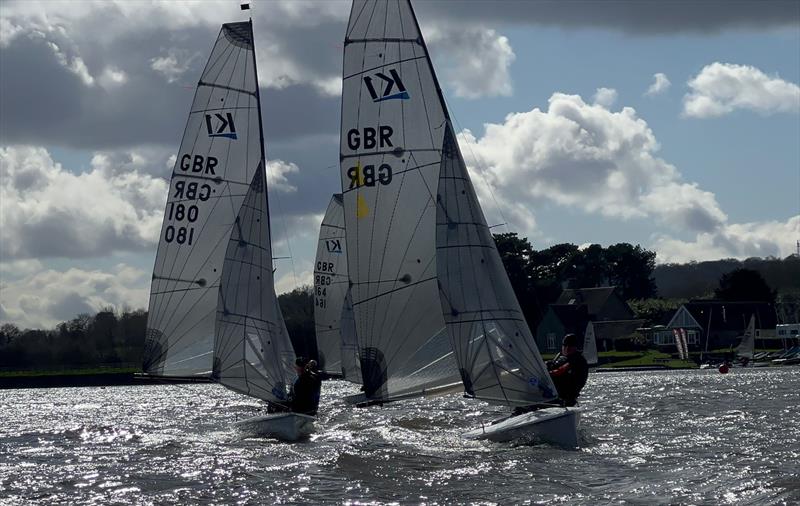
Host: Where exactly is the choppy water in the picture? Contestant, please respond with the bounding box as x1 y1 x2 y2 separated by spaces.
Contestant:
1 368 799 505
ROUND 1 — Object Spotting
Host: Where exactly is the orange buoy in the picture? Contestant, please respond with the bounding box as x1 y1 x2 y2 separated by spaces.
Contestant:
719 363 729 374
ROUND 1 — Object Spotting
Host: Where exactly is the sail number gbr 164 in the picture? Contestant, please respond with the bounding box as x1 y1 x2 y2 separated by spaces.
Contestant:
164 178 212 246
315 261 335 309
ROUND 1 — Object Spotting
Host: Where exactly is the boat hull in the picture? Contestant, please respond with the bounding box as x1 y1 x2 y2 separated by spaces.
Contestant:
463 407 581 447
235 413 316 442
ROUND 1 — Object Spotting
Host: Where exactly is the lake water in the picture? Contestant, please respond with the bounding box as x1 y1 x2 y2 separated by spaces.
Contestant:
1 367 798 505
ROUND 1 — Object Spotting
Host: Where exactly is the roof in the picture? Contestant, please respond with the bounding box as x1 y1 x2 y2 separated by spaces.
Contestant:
548 304 590 336
591 319 647 340
557 286 618 316
681 300 778 332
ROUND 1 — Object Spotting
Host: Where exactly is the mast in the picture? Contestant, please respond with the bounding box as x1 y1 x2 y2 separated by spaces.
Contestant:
248 17 272 249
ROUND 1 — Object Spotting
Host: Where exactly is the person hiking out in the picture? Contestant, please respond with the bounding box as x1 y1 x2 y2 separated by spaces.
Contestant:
546 333 589 407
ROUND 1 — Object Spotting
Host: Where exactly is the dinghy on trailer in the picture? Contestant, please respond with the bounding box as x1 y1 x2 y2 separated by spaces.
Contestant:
340 0 580 446
143 19 311 442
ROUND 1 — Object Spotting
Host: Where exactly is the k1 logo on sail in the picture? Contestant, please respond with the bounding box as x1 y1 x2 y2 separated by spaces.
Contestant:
205 112 237 139
363 69 409 102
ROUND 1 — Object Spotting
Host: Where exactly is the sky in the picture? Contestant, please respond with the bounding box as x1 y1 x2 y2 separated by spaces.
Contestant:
1 0 799 329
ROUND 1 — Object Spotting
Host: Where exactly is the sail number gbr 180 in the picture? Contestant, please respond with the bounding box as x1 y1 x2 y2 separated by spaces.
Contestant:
164 178 212 246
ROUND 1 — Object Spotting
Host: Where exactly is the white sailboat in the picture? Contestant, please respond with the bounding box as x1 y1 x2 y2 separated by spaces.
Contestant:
313 194 361 381
341 0 579 446
339 0 464 405
735 315 756 362
142 20 312 441
583 322 599 367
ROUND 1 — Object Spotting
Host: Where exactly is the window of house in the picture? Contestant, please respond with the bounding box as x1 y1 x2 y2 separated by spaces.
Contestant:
547 333 556 350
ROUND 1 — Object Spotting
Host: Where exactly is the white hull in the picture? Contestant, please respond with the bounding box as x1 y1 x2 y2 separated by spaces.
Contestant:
235 413 316 442
463 407 581 447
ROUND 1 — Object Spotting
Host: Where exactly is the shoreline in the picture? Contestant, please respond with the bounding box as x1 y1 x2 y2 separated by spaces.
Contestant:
0 371 212 389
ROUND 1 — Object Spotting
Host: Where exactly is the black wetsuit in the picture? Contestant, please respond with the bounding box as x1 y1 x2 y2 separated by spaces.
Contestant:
289 370 322 416
547 351 589 407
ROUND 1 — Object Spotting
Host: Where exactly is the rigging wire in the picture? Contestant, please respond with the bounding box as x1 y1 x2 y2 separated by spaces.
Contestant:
263 162 300 290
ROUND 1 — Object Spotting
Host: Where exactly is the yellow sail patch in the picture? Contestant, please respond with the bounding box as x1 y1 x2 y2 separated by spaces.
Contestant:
356 193 369 219
354 160 369 218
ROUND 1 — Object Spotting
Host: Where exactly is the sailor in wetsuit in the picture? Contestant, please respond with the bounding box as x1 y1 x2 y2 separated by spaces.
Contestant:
288 357 322 416
546 333 589 407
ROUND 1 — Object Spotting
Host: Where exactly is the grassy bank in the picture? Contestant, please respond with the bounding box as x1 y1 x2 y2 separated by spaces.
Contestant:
542 350 695 369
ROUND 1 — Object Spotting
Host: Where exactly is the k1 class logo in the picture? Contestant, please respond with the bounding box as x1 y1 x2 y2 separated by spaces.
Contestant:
205 112 237 139
363 69 409 102
326 239 342 254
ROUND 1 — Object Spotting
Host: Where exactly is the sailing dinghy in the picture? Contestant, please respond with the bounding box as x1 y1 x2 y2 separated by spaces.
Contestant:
143 20 312 441
313 194 361 381
341 0 579 446
340 0 464 406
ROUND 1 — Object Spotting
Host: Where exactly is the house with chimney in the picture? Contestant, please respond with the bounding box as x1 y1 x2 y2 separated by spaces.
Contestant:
535 286 642 353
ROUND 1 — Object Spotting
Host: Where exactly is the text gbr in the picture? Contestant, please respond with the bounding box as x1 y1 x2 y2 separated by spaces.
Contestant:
346 125 395 189
165 154 220 246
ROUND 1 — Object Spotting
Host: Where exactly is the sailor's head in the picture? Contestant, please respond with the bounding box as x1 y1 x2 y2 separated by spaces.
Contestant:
562 333 579 352
295 357 309 374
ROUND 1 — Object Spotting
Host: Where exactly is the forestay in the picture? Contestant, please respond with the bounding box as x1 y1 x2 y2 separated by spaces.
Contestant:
340 0 461 401
144 22 263 376
436 126 558 406
213 168 295 403
313 195 350 376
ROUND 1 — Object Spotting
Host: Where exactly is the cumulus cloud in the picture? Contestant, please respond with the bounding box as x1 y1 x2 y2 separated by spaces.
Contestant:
150 48 200 84
683 62 800 117
266 159 300 193
454 92 798 262
645 73 671 96
0 146 168 260
46 40 95 86
458 93 727 235
653 216 800 263
593 87 618 107
0 145 306 261
0 264 149 329
425 24 516 99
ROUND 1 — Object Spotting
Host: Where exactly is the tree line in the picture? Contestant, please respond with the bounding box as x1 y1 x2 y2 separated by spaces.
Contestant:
1 235 797 371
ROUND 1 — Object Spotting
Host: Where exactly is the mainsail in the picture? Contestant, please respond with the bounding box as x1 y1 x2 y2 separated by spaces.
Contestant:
340 0 461 401
313 194 350 376
144 22 264 377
